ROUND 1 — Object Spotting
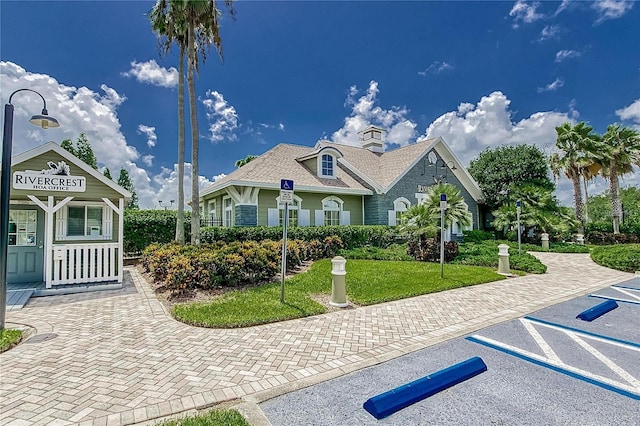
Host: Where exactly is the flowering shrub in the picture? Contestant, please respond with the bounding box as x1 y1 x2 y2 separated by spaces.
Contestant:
142 237 343 297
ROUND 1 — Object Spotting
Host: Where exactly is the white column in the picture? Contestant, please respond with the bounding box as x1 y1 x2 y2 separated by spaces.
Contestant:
45 196 54 288
118 198 124 282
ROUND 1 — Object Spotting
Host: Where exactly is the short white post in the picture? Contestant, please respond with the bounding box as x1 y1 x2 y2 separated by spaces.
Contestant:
497 244 511 276
330 256 348 308
541 233 549 250
576 234 585 245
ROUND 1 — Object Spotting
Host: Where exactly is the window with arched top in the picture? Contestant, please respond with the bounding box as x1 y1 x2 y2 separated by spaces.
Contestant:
388 197 411 226
321 154 334 177
316 196 349 226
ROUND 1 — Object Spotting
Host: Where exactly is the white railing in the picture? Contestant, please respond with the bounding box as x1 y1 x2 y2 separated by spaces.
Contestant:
51 243 119 285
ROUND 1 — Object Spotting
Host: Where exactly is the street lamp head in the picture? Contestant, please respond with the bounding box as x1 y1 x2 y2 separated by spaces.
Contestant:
29 112 60 129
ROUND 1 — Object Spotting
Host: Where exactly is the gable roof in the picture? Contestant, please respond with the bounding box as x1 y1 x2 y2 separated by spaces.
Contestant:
201 137 483 202
10 141 131 198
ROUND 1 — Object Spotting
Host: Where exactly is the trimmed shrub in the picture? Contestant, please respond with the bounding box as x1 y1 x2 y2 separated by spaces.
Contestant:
453 240 546 274
462 230 495 243
591 244 640 272
407 238 459 262
586 231 639 245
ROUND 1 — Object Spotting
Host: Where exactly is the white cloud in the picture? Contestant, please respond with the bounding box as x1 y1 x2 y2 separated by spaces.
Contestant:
331 80 417 147
278 123 285 131
592 0 634 24
149 162 215 211
537 77 565 93
615 99 640 127
122 59 178 88
539 25 561 41
418 61 454 76
142 154 154 166
1 60 223 210
555 49 581 62
202 90 239 142
137 124 158 148
212 173 226 181
509 0 544 27
420 91 582 204
420 91 571 166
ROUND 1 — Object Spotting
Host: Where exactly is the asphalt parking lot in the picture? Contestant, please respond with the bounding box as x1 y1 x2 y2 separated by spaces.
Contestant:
261 277 640 425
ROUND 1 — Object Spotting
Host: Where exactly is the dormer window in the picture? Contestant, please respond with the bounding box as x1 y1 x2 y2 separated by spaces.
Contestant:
321 154 334 177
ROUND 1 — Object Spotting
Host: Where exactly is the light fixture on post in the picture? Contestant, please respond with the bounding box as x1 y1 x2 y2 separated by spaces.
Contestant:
1 89 59 330
159 200 175 211
431 158 457 183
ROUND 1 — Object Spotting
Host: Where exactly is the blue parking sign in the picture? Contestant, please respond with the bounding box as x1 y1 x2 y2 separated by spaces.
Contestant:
281 179 294 191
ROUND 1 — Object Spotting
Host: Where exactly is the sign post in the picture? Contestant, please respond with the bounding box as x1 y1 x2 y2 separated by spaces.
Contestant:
440 193 447 279
516 200 522 255
280 179 294 303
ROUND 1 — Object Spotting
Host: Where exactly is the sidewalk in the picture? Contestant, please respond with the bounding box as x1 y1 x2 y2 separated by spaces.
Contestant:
0 253 633 425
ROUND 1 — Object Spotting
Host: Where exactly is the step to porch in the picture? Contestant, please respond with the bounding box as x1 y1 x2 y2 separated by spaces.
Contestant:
6 289 36 311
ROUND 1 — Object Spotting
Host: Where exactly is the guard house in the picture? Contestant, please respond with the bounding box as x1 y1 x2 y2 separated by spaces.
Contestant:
6 142 130 290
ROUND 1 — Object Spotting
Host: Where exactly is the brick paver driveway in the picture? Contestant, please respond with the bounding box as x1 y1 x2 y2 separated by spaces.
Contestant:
0 253 633 425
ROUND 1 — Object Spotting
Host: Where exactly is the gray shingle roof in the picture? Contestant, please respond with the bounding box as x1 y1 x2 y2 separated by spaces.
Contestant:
201 137 445 197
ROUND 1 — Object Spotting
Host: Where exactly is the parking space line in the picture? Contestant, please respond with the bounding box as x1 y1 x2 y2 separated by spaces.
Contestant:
589 294 640 305
612 284 640 291
520 318 562 363
466 334 640 400
611 287 640 301
567 333 640 388
522 317 640 349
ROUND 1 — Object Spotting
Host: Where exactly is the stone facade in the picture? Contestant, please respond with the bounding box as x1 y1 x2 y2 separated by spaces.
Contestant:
234 205 257 227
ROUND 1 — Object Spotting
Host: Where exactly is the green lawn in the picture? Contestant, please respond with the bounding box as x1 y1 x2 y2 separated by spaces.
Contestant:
157 409 249 426
0 329 23 353
172 259 506 328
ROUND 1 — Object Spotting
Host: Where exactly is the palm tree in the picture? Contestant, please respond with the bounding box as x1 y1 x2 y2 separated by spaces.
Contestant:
550 121 599 235
234 155 257 168
150 0 234 245
149 0 187 244
184 0 234 245
601 124 640 233
400 183 472 239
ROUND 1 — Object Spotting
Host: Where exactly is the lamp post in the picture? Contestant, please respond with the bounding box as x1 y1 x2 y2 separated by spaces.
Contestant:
159 200 174 211
440 193 447 279
516 199 522 255
1 89 59 330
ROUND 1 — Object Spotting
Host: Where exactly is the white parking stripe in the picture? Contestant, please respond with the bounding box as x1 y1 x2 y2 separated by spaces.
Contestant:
612 287 640 302
567 333 640 389
520 318 562 363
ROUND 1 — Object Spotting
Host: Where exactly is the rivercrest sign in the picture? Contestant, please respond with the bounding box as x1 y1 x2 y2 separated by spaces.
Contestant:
13 172 86 192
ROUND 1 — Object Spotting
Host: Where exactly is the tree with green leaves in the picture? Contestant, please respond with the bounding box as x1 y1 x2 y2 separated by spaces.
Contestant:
600 124 640 234
549 121 600 235
117 169 139 210
103 167 113 180
468 144 554 210
149 0 235 245
588 186 640 228
235 155 257 168
400 182 471 239
149 0 187 244
60 133 98 170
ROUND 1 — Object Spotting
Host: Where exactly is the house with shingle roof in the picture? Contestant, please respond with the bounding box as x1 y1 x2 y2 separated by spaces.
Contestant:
200 126 485 239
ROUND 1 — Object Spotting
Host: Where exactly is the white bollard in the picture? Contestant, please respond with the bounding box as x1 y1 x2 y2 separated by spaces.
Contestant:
576 234 585 245
541 233 549 250
330 256 348 307
497 244 511 276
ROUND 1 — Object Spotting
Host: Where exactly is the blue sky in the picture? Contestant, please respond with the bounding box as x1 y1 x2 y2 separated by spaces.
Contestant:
2 0 639 209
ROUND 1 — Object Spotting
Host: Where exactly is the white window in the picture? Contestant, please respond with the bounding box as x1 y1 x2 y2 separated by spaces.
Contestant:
8 210 37 246
55 203 113 240
68 206 103 237
321 154 334 177
388 197 411 226
223 197 234 227
278 196 299 227
317 196 348 226
208 200 218 226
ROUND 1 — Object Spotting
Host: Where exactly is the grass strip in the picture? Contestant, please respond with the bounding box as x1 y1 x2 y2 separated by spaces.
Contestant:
173 259 505 328
0 329 23 353
157 409 249 426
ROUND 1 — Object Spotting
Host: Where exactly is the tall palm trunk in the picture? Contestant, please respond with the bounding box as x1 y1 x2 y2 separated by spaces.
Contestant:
609 162 621 234
175 45 186 244
571 174 584 235
583 175 589 224
187 22 201 245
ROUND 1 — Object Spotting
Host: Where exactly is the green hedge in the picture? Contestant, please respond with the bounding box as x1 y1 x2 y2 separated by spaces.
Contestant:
591 244 640 272
201 225 403 249
124 210 192 255
453 240 547 273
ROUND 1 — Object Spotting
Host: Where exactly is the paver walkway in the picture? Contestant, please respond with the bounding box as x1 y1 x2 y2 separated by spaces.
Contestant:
0 253 633 425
